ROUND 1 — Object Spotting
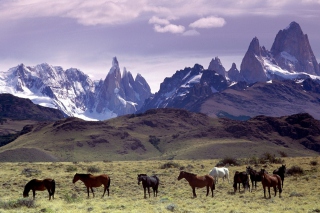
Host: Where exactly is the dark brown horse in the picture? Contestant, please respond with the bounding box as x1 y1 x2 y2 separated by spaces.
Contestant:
259 169 282 198
72 173 111 198
246 166 262 190
177 171 215 198
233 171 250 193
273 164 286 188
23 178 55 200
137 174 159 198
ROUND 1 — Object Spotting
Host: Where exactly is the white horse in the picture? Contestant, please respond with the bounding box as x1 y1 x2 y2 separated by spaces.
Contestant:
209 167 230 184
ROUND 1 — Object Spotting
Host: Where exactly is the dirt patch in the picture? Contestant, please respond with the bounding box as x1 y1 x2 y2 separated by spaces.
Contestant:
0 148 59 162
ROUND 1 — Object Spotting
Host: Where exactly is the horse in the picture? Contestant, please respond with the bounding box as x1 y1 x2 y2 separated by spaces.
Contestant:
72 173 111 198
246 166 262 190
273 164 286 188
233 171 250 193
177 171 215 198
23 178 55 200
209 167 229 184
137 174 159 198
260 169 282 199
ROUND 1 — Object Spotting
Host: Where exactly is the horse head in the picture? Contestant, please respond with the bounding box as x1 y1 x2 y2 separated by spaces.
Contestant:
177 171 185 180
23 190 29 198
137 174 147 185
281 164 286 173
72 173 80 184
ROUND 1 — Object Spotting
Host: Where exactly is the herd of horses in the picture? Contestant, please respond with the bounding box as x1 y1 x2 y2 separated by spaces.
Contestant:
22 165 286 200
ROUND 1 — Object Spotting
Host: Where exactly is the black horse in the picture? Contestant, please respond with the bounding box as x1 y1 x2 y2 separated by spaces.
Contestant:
137 174 159 198
246 166 262 190
233 171 250 193
273 164 286 188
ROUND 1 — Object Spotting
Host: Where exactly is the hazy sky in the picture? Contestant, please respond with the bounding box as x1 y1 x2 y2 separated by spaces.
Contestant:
0 0 319 93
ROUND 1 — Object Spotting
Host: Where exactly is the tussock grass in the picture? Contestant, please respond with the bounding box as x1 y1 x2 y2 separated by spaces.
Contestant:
0 157 319 212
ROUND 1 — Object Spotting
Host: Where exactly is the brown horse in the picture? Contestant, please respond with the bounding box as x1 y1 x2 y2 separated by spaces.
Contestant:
177 171 215 198
259 169 282 198
23 178 55 200
233 171 250 193
72 173 111 198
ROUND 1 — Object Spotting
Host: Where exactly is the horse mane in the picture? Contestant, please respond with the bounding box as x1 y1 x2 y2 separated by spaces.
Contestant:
182 171 197 176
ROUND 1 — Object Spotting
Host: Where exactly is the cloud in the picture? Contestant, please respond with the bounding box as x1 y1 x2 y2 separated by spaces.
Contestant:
189 16 226 28
154 24 185 34
148 16 170 25
183 30 200 36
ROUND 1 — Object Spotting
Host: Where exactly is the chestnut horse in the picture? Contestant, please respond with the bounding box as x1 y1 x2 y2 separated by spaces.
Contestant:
233 171 250 193
177 171 215 198
137 174 159 198
259 169 282 198
23 178 55 200
273 164 286 188
72 173 111 198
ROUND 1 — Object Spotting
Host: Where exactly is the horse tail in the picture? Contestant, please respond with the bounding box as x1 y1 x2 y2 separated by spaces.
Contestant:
51 179 56 196
107 177 111 189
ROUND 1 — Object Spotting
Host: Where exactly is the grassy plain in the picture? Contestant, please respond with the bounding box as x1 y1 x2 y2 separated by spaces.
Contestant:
0 157 319 213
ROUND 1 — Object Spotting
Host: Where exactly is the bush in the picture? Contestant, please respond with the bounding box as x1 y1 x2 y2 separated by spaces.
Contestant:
87 166 101 173
278 151 288 157
216 157 240 166
259 152 283 164
160 162 181 169
310 160 318 166
63 194 81 203
287 166 304 176
21 168 41 177
0 198 35 209
66 165 77 172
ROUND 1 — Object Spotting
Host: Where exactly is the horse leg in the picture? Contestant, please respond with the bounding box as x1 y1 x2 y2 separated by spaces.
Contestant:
263 186 266 198
192 187 197 198
148 187 151 198
273 186 277 197
46 188 51 200
206 185 209 196
143 187 147 199
32 189 36 200
91 187 95 198
268 187 271 199
87 187 90 198
102 185 107 197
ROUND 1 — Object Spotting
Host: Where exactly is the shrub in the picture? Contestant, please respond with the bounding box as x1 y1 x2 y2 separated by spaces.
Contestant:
63 194 81 203
287 166 304 176
0 198 35 209
160 162 181 169
66 165 77 172
310 160 318 166
87 166 101 173
21 168 41 177
216 157 240 166
278 151 288 157
259 152 283 164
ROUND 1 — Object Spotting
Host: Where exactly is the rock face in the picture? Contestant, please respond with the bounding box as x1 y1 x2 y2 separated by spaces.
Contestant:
227 63 244 82
208 57 226 77
240 37 269 83
0 57 151 120
271 22 320 75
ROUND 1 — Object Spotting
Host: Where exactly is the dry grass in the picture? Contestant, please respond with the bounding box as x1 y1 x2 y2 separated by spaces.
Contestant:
0 157 319 212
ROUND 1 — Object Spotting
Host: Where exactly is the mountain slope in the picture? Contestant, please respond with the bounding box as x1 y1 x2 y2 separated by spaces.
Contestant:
0 57 152 121
0 108 319 162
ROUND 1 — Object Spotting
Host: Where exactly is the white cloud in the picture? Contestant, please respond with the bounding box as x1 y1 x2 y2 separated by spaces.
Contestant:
189 16 226 28
154 24 185 34
183 30 200 36
148 16 170 25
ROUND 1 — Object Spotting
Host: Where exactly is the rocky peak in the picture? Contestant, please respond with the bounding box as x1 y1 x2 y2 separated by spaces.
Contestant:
271 21 320 75
227 63 244 82
240 37 267 83
208 57 226 77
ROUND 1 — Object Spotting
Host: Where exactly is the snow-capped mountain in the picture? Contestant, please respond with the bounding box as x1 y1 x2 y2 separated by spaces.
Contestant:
138 21 320 120
0 57 151 120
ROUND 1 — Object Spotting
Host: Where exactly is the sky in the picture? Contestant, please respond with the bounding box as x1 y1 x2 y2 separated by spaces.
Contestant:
0 0 320 93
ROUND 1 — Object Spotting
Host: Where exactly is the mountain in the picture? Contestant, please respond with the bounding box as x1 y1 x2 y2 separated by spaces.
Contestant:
0 108 319 162
0 57 151 121
138 22 320 120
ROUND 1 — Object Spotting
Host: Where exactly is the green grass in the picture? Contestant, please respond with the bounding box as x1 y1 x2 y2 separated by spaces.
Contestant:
0 157 319 212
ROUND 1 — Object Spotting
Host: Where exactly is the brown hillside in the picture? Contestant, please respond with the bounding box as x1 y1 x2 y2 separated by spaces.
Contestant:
0 108 319 162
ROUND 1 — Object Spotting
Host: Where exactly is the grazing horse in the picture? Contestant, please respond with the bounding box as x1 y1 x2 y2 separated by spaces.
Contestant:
209 167 229 184
273 164 286 188
72 173 111 198
246 166 262 190
233 171 250 193
137 174 159 198
177 171 215 198
260 169 282 199
23 178 55 200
